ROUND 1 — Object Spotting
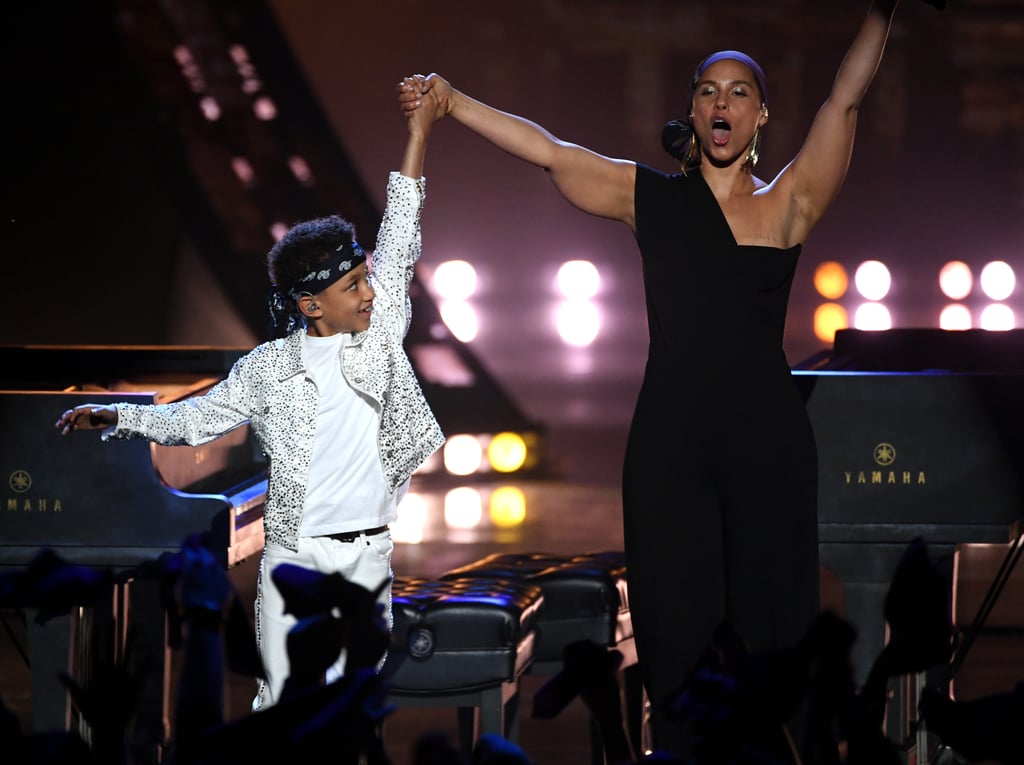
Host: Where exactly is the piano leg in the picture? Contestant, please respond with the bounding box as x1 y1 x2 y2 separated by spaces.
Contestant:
825 544 958 762
122 576 171 763
24 576 171 762
25 610 74 733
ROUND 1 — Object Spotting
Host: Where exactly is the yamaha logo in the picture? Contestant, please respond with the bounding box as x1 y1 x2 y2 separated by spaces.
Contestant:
873 443 896 466
9 469 31 493
842 442 926 486
5 469 64 512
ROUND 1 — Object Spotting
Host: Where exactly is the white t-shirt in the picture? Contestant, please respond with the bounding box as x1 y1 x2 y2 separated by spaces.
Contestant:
298 332 395 536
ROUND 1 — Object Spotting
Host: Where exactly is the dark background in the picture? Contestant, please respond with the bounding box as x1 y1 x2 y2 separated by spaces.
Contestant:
4 0 1023 438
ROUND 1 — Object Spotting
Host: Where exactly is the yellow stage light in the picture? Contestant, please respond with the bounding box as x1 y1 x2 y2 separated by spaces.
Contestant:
814 261 848 300
487 432 528 473
489 486 526 527
813 303 848 344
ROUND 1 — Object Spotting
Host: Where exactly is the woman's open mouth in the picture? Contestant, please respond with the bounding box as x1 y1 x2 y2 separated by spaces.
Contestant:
711 118 732 146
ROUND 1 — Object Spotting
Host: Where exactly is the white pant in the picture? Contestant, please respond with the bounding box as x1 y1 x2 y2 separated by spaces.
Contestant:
251 529 394 711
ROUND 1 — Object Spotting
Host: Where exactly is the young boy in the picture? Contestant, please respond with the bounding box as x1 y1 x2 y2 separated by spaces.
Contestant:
55 77 447 711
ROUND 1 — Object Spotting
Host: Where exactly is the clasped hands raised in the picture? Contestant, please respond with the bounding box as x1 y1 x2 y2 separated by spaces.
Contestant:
396 72 452 120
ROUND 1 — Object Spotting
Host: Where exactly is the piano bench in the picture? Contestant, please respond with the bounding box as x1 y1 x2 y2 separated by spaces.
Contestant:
381 575 543 756
441 551 643 765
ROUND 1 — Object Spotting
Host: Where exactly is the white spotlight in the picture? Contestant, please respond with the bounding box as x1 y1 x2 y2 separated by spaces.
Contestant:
979 303 1016 331
853 302 892 331
444 487 483 529
854 261 892 301
555 299 600 346
433 260 478 301
443 434 483 476
393 492 427 544
938 261 973 301
939 304 972 330
556 260 601 300
979 261 1015 302
439 299 479 342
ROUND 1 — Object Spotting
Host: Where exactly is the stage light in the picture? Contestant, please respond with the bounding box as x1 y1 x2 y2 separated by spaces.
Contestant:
938 261 973 300
853 302 892 330
287 155 315 186
556 260 601 299
489 486 526 527
854 261 891 301
444 487 483 528
252 95 276 120
393 492 427 544
443 434 483 476
439 299 479 342
814 261 848 299
813 302 849 343
555 299 600 346
979 261 1015 301
939 304 972 330
433 259 478 300
231 157 255 185
979 303 1016 331
228 45 259 88
200 96 222 121
487 432 528 473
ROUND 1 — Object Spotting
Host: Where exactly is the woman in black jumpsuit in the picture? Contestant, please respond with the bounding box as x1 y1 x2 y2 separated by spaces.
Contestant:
401 0 906 756
627 163 819 754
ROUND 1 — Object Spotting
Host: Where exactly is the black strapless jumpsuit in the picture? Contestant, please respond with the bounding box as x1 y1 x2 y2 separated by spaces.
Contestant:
625 164 819 756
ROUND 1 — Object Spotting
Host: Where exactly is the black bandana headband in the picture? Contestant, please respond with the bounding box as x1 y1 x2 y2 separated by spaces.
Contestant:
287 240 367 300
267 240 367 335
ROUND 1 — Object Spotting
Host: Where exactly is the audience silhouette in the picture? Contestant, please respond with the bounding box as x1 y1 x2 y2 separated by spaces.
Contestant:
1 534 1020 764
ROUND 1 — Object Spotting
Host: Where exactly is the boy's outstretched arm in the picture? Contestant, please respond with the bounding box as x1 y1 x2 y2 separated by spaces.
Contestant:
397 74 446 179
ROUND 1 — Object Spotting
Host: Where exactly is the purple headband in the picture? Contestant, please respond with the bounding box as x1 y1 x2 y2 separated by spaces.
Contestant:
266 240 367 334
691 50 767 105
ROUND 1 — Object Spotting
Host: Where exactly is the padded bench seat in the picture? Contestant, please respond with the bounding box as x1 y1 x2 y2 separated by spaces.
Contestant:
441 551 642 764
441 551 632 670
381 575 544 753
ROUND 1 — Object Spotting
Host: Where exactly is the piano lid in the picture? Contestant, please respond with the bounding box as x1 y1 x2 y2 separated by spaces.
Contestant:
1 390 265 567
798 328 1024 374
1 346 267 568
794 330 1024 694
795 370 1024 542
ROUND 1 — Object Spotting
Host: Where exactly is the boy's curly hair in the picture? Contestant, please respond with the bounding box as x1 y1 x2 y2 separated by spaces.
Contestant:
267 214 358 291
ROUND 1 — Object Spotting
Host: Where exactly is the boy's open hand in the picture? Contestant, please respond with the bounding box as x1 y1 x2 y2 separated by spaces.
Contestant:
55 404 118 434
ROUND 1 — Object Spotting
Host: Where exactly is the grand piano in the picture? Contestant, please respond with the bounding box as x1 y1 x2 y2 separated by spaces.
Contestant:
0 345 268 740
795 328 1024 741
